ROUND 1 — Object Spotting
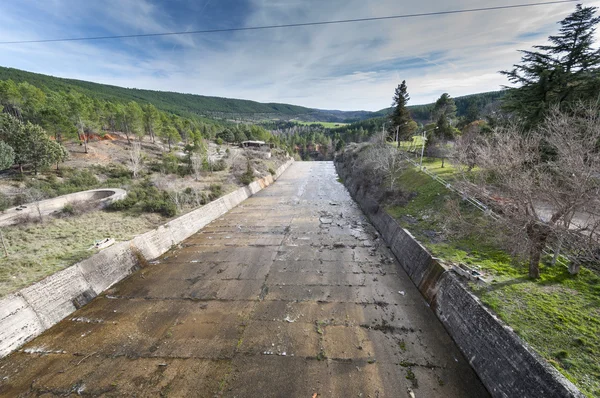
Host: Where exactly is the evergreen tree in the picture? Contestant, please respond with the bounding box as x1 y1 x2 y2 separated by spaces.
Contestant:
0 141 14 170
389 80 414 144
142 103 160 142
432 93 458 140
502 4 600 127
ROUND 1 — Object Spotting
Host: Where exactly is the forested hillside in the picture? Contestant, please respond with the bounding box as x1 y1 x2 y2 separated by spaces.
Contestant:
0 67 366 122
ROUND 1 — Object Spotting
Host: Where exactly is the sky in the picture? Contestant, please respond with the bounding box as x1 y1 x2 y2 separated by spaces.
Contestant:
0 0 599 111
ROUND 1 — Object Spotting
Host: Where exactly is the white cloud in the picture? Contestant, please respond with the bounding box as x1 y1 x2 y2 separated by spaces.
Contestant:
1 0 600 110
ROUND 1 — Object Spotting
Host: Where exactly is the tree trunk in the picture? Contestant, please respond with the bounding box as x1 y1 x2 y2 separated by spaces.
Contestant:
526 222 550 279
83 132 88 154
441 157 445 168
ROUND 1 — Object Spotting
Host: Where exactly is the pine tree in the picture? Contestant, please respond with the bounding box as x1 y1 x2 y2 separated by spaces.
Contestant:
389 81 414 144
502 5 600 127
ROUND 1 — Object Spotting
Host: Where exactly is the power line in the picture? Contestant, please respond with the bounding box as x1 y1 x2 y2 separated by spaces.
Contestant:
0 0 579 45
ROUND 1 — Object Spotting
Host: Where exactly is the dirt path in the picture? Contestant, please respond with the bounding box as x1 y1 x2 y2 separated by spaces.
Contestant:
0 162 489 397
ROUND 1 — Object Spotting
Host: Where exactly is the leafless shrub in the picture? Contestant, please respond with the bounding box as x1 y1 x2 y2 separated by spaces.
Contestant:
362 144 406 191
129 141 142 179
26 189 45 224
455 104 600 277
190 153 202 181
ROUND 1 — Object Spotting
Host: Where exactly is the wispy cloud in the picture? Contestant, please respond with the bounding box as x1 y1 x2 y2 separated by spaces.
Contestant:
0 0 598 110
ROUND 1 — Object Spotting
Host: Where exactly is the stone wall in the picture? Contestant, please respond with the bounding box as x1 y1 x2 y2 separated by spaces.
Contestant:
0 159 293 358
334 159 584 398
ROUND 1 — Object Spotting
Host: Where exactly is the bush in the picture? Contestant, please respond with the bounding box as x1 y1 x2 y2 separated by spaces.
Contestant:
238 160 255 185
213 159 227 172
142 199 177 217
268 168 275 176
107 179 177 217
161 153 180 174
66 170 98 190
0 192 11 211
208 184 223 200
98 164 132 180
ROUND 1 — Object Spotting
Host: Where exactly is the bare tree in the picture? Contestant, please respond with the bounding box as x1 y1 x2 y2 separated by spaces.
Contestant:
129 140 142 179
456 104 600 278
190 152 202 181
26 188 46 224
454 125 485 172
425 140 451 168
364 144 406 190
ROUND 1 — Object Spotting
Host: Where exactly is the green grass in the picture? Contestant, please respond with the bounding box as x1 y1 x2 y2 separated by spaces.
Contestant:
386 159 600 397
0 210 164 297
398 135 426 152
294 121 348 128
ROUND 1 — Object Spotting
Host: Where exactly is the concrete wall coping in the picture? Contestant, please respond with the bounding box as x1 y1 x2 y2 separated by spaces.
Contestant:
0 159 294 358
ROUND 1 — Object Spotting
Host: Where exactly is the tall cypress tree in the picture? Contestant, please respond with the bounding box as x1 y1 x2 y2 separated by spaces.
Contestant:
389 80 413 144
502 4 600 127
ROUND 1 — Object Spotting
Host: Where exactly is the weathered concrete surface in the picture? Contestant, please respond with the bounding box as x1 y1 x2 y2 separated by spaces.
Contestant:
0 162 488 398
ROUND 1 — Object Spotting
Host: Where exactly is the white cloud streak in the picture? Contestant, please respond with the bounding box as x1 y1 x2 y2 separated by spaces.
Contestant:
1 0 599 110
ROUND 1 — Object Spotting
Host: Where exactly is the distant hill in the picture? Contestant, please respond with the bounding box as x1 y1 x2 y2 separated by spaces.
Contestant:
0 66 504 124
0 66 370 123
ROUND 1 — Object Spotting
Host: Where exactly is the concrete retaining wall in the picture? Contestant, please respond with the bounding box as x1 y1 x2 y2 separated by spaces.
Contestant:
0 188 127 227
0 159 293 358
335 159 584 398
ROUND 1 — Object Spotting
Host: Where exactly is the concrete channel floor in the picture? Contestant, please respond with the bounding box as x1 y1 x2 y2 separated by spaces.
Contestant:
0 162 490 398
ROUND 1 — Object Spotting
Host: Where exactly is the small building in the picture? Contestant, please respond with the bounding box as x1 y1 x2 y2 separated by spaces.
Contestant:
240 140 274 158
240 140 274 150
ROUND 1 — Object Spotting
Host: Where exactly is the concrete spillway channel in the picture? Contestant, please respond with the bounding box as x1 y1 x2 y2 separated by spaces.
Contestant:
0 162 489 397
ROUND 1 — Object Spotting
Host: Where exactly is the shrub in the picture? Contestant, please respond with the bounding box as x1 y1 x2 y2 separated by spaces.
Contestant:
98 164 132 180
142 199 177 217
268 168 275 176
208 184 223 200
107 179 177 217
60 203 78 216
212 159 227 172
161 153 180 174
66 170 98 190
238 160 255 185
0 192 11 211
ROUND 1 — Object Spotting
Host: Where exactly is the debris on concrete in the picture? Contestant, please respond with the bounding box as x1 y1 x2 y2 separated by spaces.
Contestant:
88 238 115 251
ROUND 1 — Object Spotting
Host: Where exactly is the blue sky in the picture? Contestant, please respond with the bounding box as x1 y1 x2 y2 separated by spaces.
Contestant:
0 0 598 111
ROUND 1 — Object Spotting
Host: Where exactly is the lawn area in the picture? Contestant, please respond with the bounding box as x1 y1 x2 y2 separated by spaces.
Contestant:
398 135 426 152
0 210 165 297
295 121 348 128
387 157 600 397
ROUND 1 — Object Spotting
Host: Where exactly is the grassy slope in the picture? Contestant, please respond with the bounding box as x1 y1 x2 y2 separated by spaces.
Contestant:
294 121 348 128
386 157 600 397
0 211 163 296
